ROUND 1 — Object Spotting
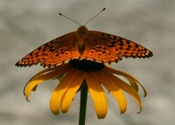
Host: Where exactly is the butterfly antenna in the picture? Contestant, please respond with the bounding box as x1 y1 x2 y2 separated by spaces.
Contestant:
84 8 106 26
59 13 81 26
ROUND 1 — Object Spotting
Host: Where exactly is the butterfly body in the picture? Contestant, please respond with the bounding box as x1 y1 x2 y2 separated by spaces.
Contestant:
16 26 153 68
76 26 88 54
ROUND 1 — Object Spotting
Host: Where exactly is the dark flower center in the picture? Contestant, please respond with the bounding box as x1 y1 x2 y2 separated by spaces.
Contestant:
69 59 104 72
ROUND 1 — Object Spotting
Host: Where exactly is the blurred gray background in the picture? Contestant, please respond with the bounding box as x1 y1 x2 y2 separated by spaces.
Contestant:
0 0 174 125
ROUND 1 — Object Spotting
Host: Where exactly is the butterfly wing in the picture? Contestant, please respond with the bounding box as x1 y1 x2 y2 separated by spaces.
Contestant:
80 31 153 63
16 28 153 67
16 32 80 67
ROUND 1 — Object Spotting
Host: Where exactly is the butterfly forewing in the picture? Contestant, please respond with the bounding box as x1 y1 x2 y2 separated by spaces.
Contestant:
79 30 153 63
16 32 80 67
82 31 153 62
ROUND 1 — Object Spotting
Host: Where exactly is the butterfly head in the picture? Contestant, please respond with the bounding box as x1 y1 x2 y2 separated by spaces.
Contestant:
76 26 88 37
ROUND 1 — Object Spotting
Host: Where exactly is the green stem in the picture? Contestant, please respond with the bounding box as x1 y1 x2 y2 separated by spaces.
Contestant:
79 81 88 125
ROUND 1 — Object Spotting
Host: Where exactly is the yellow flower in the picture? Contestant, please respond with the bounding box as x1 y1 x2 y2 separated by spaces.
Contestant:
24 59 146 119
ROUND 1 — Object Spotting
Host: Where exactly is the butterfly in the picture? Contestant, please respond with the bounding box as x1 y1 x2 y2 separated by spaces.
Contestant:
15 25 153 68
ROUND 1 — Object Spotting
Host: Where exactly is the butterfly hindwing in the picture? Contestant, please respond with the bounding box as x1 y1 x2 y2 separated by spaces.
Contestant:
81 32 120 63
41 33 80 67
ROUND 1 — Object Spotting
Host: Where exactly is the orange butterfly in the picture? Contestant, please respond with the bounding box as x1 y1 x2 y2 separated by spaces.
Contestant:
16 8 153 68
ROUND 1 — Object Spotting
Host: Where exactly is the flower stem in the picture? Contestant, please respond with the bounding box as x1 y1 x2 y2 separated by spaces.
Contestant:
79 81 88 125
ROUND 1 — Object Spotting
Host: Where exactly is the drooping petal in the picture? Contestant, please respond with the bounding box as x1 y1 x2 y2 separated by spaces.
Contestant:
86 72 107 119
50 68 80 115
102 68 142 113
98 71 127 114
61 71 85 113
25 63 70 89
126 77 139 91
106 66 147 97
24 64 70 101
24 68 56 94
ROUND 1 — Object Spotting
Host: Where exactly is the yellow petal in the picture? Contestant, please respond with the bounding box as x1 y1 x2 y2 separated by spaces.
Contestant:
24 64 70 100
23 68 56 94
126 77 139 91
102 68 142 113
86 72 107 119
98 71 127 114
50 68 79 115
106 66 147 97
61 71 85 113
26 63 70 84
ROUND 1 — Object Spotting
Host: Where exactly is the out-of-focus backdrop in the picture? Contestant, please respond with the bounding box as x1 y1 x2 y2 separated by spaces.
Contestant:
1 0 174 125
